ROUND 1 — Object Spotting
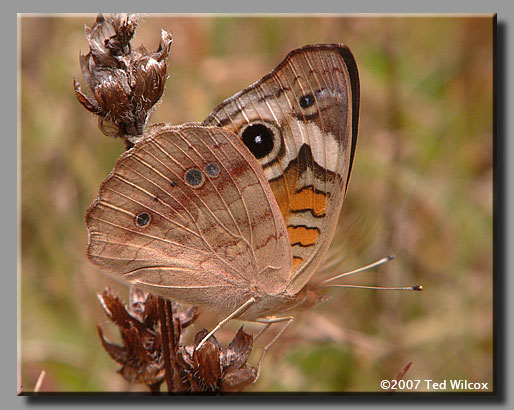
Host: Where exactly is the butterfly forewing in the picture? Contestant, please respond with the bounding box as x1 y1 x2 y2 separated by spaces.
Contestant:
86 124 292 315
204 44 360 293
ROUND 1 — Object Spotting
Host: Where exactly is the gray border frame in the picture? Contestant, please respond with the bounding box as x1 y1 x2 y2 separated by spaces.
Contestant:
11 0 511 408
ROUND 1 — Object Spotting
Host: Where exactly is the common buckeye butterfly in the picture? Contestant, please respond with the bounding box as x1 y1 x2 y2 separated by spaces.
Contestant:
86 44 359 332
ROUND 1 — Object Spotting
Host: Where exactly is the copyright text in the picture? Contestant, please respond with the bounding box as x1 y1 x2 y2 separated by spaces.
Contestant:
380 379 489 391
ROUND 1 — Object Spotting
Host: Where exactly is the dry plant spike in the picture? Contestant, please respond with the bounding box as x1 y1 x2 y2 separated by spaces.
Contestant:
33 370 46 393
394 360 413 383
387 361 413 394
97 287 256 393
17 369 47 395
74 13 172 148
157 298 174 392
157 298 191 392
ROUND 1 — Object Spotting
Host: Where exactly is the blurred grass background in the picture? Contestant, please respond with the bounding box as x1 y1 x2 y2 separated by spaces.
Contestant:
19 14 493 392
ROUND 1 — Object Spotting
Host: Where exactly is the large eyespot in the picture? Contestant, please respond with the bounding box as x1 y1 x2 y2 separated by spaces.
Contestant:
239 121 282 168
242 124 274 159
205 162 220 178
135 212 151 227
184 168 205 188
299 93 315 109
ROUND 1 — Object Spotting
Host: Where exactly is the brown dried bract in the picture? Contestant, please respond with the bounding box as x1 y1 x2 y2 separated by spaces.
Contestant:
176 327 257 392
74 14 172 148
97 287 256 393
96 287 165 391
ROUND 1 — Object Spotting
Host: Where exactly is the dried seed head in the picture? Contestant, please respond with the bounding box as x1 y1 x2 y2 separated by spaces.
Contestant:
97 288 256 393
96 288 165 389
74 14 173 148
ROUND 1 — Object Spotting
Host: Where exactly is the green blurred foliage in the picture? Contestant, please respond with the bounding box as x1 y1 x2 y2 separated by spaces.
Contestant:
19 15 493 393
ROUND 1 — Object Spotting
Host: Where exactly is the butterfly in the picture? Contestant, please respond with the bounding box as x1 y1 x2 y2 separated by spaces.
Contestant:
86 43 360 332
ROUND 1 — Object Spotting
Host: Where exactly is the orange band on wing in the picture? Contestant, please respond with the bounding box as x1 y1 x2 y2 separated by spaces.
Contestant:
292 256 304 270
287 225 320 247
289 187 327 216
269 165 328 222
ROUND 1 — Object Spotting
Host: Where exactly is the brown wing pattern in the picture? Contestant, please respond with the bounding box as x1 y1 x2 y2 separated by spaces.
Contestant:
86 124 292 315
204 44 360 293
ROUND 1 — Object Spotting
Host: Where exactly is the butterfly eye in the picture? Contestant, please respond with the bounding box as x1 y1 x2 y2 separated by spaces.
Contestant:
242 123 274 159
135 212 151 227
299 93 315 109
184 168 205 188
205 162 220 178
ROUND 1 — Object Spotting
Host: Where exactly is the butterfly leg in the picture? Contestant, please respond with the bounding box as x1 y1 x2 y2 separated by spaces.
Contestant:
253 323 272 342
195 297 257 351
252 316 294 382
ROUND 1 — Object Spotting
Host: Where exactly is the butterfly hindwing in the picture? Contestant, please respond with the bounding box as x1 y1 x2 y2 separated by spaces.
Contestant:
86 124 292 316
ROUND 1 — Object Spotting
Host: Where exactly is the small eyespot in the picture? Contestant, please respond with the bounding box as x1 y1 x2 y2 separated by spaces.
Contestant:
135 212 151 227
205 162 220 178
242 123 275 159
184 168 205 188
299 93 315 109
170 181 177 187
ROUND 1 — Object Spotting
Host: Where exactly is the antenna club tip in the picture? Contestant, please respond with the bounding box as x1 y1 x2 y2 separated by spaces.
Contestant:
387 255 395 261
413 285 423 291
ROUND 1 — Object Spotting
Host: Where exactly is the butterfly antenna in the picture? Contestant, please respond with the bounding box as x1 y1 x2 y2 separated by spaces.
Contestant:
322 255 395 284
326 284 423 291
321 254 423 291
